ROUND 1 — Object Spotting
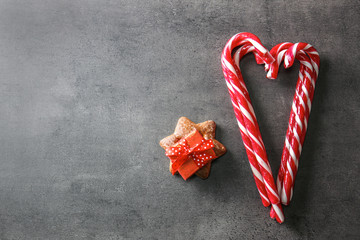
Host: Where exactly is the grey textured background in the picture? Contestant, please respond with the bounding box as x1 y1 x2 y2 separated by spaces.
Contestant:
0 0 359 239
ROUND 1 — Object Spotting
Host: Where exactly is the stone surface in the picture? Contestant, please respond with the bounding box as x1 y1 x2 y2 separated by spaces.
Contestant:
0 0 359 239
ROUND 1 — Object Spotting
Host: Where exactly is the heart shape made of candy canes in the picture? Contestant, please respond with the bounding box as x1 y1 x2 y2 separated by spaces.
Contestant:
221 32 320 223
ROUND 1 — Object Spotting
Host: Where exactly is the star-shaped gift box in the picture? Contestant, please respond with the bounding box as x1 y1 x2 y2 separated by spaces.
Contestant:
160 117 226 180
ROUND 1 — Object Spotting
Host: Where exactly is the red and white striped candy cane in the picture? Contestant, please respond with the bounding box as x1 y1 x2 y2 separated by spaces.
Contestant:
221 32 284 223
272 44 320 205
233 44 271 208
266 43 319 217
221 33 320 223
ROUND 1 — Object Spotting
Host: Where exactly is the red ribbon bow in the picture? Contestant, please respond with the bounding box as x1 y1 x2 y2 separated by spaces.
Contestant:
165 129 218 180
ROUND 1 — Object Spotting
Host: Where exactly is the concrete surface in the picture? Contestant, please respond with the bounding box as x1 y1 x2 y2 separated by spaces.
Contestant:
0 0 359 239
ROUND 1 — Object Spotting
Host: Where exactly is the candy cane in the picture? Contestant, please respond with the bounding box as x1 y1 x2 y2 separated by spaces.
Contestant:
222 33 320 223
221 32 284 223
271 44 320 205
233 44 270 208
265 44 318 218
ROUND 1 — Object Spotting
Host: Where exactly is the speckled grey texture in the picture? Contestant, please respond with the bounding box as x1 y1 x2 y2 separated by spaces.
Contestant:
0 0 359 239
